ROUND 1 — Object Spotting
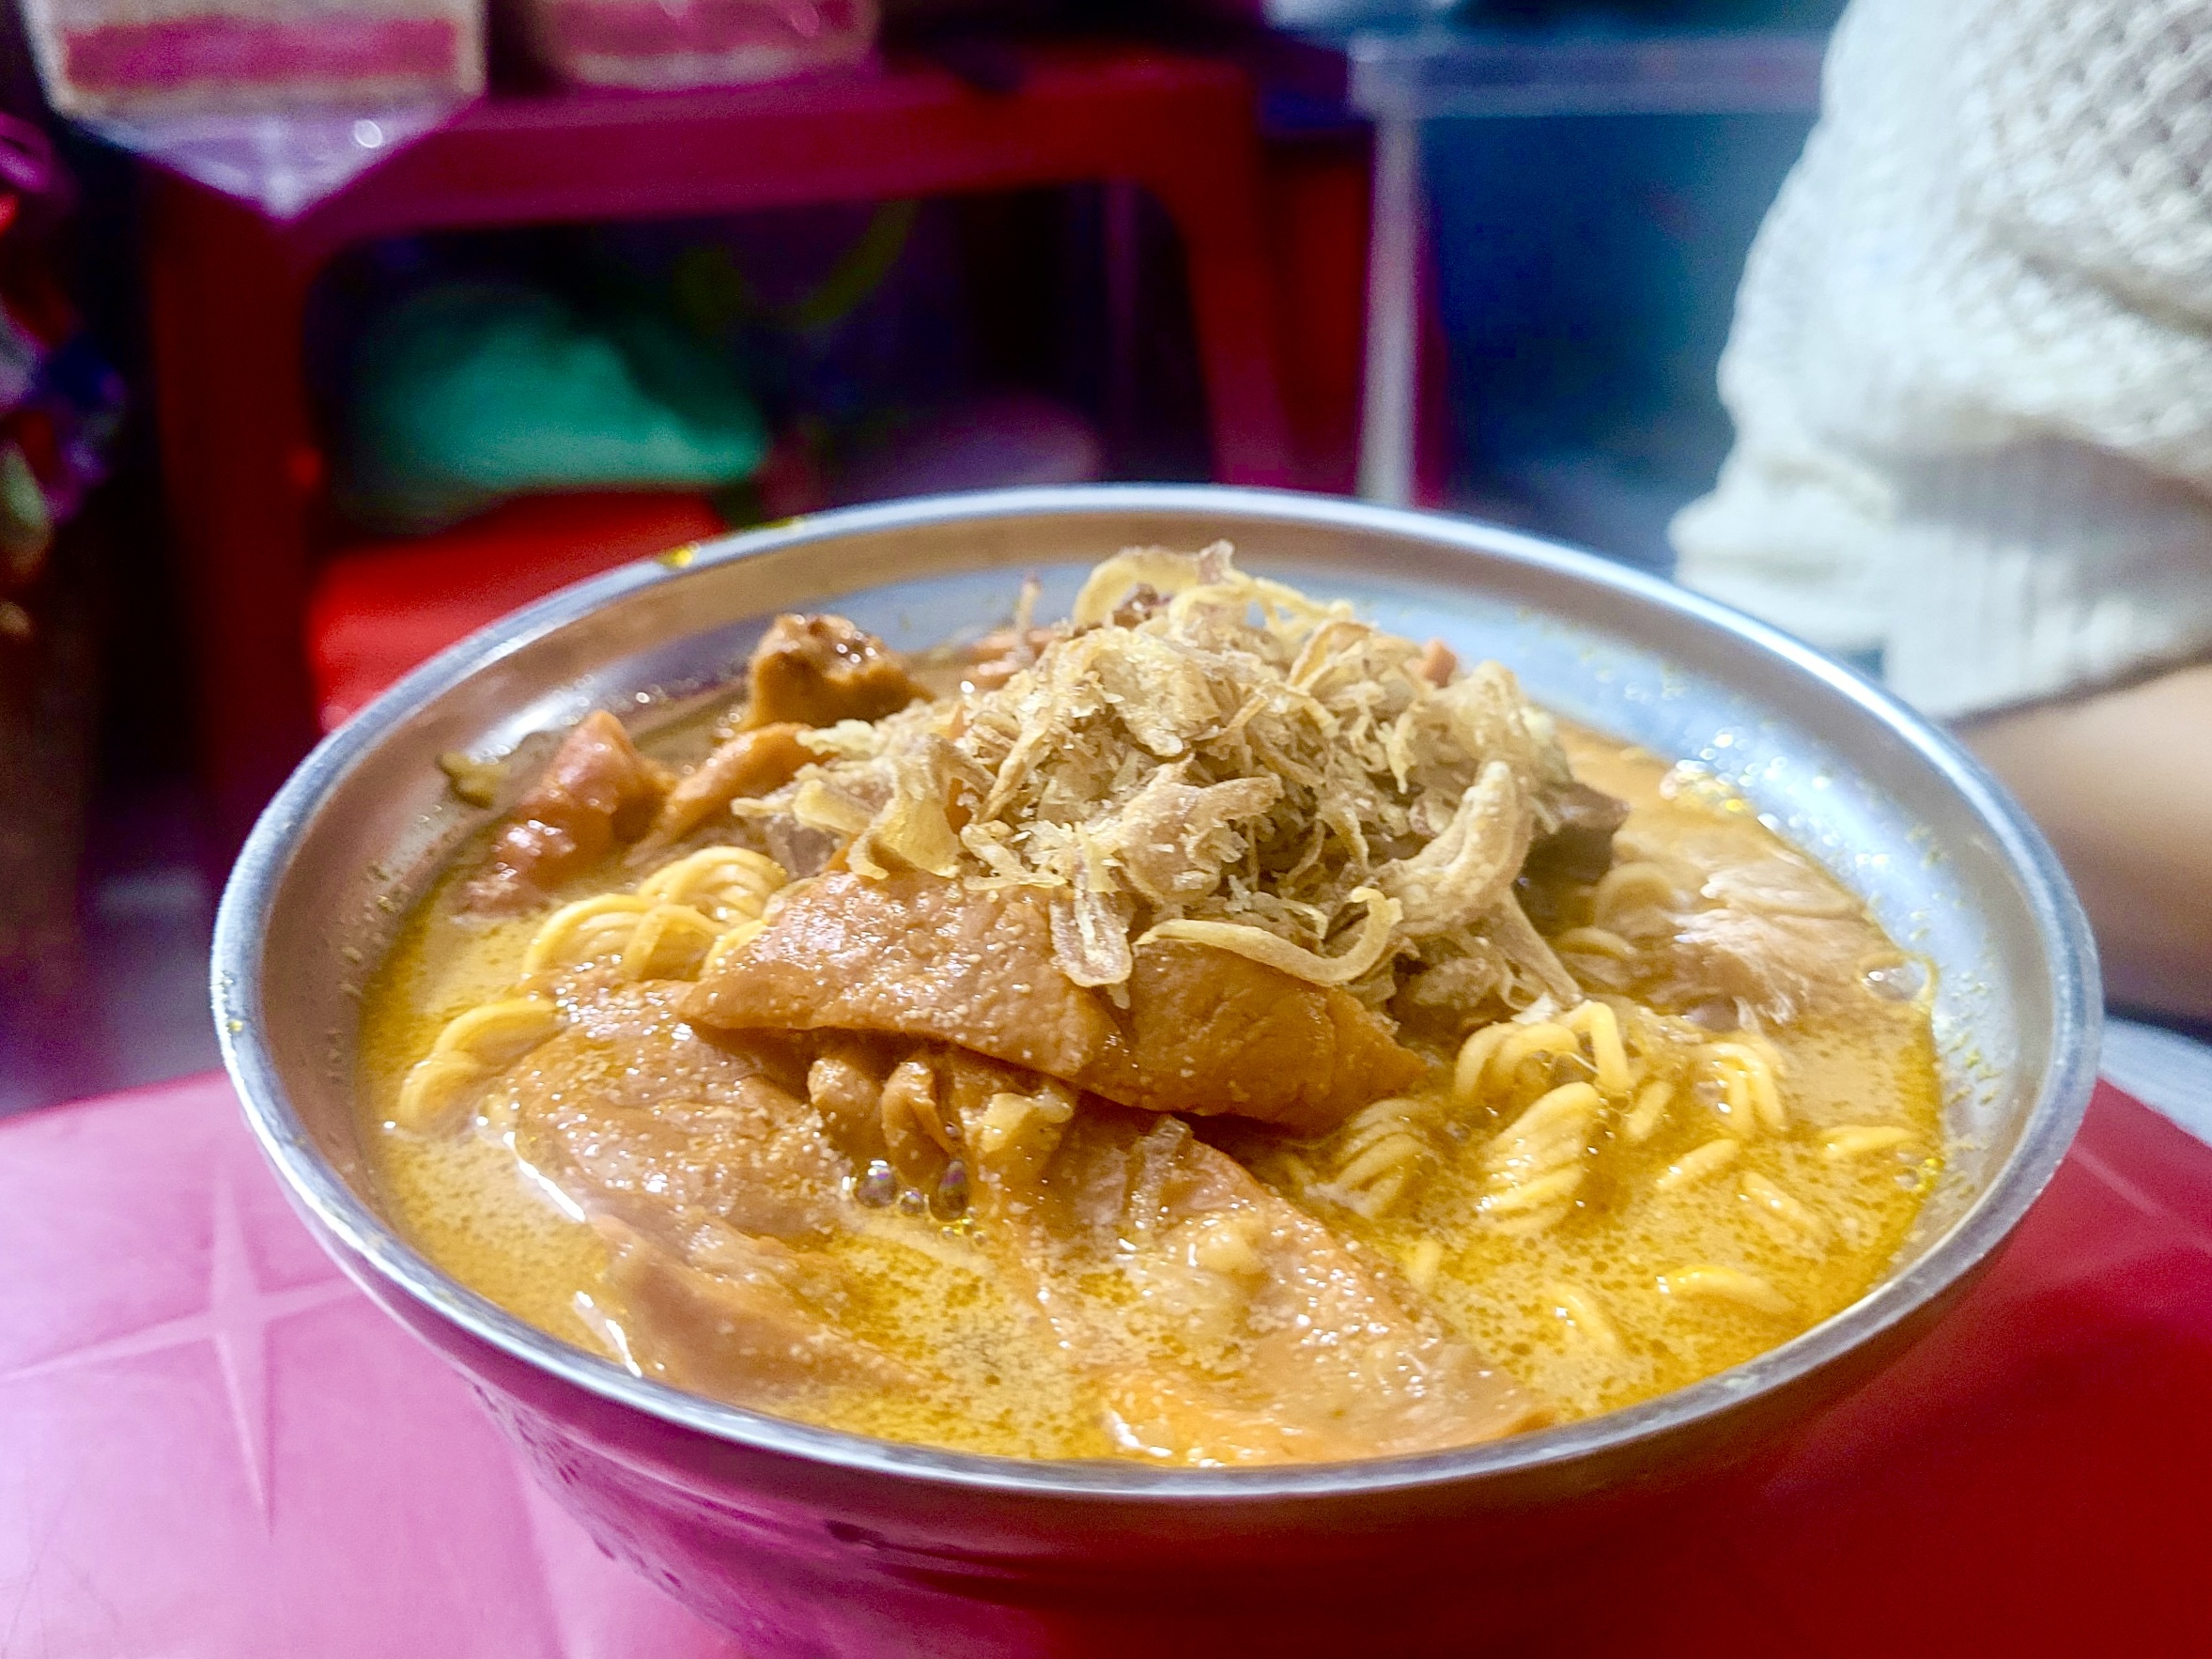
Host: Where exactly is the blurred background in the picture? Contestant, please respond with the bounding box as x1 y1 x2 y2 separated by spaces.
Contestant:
0 0 1846 1111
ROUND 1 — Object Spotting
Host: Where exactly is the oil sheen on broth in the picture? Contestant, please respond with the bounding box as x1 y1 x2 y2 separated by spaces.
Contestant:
357 555 1943 1462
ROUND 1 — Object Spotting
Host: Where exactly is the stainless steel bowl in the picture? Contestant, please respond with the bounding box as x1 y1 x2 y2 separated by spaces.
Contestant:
214 485 2098 1656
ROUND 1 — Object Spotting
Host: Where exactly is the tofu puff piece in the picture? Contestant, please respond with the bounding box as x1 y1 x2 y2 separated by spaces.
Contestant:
489 982 1533 1453
681 869 1425 1137
502 979 843 1243
489 977 914 1399
929 1056 1549 1464
597 1219 922 1401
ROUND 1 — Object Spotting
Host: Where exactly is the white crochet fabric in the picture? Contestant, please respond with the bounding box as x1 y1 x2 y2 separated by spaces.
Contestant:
1672 0 2212 719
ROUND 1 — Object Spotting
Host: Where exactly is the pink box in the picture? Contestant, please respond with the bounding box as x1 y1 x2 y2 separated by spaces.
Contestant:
23 0 487 117
516 0 877 90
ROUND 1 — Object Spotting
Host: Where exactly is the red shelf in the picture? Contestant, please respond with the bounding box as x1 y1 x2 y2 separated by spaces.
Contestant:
282 51 1276 259
144 46 1293 845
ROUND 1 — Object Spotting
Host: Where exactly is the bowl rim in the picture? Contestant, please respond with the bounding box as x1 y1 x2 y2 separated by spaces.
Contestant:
214 482 2100 1501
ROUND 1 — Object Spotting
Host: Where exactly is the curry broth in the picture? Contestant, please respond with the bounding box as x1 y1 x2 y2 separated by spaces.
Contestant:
362 860 1115 1455
359 721 1943 1457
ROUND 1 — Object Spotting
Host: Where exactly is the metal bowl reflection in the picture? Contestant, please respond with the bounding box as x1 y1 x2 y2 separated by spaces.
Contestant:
214 486 2097 1656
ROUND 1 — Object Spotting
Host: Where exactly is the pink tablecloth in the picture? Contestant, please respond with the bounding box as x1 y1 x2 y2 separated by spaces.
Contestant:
4 1072 2209 1657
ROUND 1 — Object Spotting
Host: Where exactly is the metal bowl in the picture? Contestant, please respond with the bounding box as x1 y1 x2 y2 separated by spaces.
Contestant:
214 485 2097 1656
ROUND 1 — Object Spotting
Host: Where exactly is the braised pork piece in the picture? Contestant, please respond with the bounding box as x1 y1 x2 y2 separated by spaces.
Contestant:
362 547 1942 1462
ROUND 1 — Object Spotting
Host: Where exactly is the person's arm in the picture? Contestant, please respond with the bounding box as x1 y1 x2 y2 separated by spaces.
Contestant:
1671 0 2212 1016
1963 662 2212 1022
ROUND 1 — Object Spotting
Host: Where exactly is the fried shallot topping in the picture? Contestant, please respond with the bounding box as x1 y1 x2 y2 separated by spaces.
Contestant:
732 544 1609 1021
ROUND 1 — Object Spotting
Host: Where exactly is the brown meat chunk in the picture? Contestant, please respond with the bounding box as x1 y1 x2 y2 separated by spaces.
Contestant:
495 982 914 1406
680 872 1424 1135
1387 947 1513 1044
464 711 670 913
634 721 812 857
599 1218 918 1400
500 980 845 1244
742 613 920 731
958 1103 1549 1464
1523 779 1630 889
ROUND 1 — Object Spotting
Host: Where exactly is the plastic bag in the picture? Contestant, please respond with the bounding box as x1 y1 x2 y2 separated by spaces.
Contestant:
515 0 876 89
338 282 771 533
20 0 485 216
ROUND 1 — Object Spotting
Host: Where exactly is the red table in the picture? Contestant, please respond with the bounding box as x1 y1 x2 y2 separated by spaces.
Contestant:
5 1072 2207 1655
147 48 1295 847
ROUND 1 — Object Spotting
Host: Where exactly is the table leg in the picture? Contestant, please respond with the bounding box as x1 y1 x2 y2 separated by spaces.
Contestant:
1141 102 1294 489
1359 113 1423 507
146 179 320 851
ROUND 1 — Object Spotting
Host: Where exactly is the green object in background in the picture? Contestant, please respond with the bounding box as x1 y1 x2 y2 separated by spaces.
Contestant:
673 200 920 338
340 283 770 533
0 442 52 580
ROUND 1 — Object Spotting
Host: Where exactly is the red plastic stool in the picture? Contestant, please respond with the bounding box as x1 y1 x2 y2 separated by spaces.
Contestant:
146 46 1295 845
306 490 724 730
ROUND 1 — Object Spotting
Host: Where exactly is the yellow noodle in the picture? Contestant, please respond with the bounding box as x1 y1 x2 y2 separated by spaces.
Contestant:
394 1050 489 1133
394 996 561 1132
1321 1096 1436 1220
1488 1021 1584 1094
1622 1078 1674 1143
619 903 721 981
1739 1171 1832 1250
1703 1040 1787 1134
634 845 788 925
1486 1167 1586 1215
1492 1209 1576 1240
1822 1124 1915 1159
437 997 563 1067
1482 1081 1601 1171
1552 925 1637 960
1654 1137 1740 1191
1592 861 1679 920
1563 1000 1631 1097
1338 1093 1429 1158
1720 1068 1755 1136
1335 1138 1417 1194
1477 1080 1601 1235
1453 1022 1514 1103
1663 1265 1795 1317
521 894 651 974
1547 1282 1621 1355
